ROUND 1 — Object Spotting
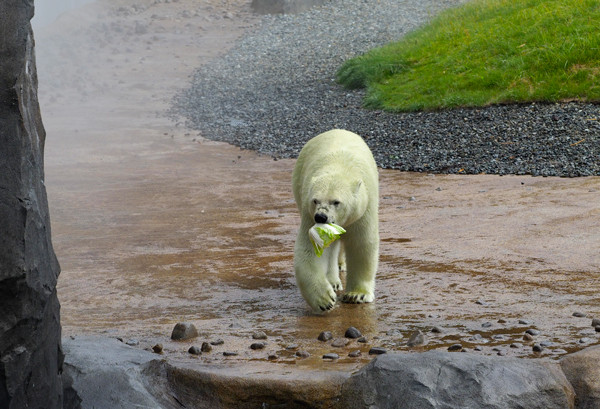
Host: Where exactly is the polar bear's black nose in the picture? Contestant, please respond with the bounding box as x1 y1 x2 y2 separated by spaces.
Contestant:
314 213 328 224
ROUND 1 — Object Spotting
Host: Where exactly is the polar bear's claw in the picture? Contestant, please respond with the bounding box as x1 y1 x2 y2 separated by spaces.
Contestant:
342 291 373 304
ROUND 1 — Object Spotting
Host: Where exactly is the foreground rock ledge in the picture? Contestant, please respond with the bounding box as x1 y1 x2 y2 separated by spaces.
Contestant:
63 336 600 408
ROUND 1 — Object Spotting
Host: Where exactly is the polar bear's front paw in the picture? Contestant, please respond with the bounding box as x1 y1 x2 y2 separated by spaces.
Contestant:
342 291 374 304
310 287 337 312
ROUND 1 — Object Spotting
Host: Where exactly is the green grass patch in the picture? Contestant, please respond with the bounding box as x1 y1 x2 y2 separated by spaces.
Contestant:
337 0 600 111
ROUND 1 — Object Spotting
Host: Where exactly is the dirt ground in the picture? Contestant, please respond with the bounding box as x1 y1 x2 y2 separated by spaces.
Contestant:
38 0 600 373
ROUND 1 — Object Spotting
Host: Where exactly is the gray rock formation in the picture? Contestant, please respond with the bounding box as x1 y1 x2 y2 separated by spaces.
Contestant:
0 1 73 407
340 351 575 409
561 345 600 409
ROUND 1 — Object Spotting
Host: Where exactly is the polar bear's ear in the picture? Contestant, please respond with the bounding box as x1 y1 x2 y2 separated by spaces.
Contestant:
353 180 363 195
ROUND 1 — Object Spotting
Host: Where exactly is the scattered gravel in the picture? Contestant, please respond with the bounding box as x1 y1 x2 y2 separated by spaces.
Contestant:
171 0 600 177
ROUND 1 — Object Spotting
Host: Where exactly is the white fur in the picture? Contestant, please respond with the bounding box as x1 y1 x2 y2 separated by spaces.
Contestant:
292 129 379 312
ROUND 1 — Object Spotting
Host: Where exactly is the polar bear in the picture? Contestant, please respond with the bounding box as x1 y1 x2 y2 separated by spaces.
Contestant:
292 129 379 312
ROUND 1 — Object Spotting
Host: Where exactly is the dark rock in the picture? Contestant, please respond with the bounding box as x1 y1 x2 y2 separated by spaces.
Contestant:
348 350 362 358
533 344 544 353
210 338 225 346
519 319 532 325
407 330 426 347
223 351 238 357
152 344 163 354
188 346 202 355
252 331 268 340
573 312 587 318
250 342 266 350
482 322 493 328
448 344 463 352
368 347 387 355
0 2 70 407
318 331 333 341
171 322 199 340
510 343 523 349
201 342 212 352
561 345 600 409
526 329 541 336
295 350 310 358
345 326 362 339
268 354 278 360
592 318 600 327
431 326 443 334
322 353 339 360
524 333 535 341
340 351 575 409
357 336 368 343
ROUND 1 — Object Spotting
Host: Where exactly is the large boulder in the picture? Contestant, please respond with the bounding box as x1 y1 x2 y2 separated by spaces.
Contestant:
0 1 72 408
340 351 575 409
561 345 600 409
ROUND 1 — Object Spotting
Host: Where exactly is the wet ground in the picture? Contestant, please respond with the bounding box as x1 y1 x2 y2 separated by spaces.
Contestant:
38 0 600 374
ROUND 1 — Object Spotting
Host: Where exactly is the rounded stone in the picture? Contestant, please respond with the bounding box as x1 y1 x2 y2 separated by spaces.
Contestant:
573 312 587 318
348 350 362 357
223 351 238 356
368 347 387 355
171 322 199 340
323 353 339 360
407 330 426 347
201 342 212 352
318 331 333 342
250 342 266 350
525 329 540 336
532 344 544 353
332 338 350 347
252 331 268 340
152 343 163 354
188 346 202 355
448 344 463 352
295 350 310 358
345 326 362 339
210 338 225 346
592 318 600 327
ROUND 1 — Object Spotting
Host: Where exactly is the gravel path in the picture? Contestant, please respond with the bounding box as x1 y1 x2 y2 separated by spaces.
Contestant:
172 0 600 177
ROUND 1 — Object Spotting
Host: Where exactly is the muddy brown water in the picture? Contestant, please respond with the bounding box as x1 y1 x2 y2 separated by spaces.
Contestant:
38 0 600 373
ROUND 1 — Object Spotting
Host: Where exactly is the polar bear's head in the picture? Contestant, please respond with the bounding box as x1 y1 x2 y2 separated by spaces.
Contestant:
307 174 368 227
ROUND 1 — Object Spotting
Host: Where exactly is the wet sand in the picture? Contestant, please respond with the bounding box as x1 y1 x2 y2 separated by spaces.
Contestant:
39 0 600 372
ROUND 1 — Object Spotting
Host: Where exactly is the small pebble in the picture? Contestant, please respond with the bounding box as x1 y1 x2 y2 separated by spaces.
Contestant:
201 342 212 352
595 326 600 333
126 339 139 346
481 322 493 328
318 331 333 342
473 346 483 351
323 353 339 360
532 344 544 353
152 344 163 354
497 350 507 356
357 336 368 343
188 346 202 355
497 319 507 324
573 312 587 318
210 338 224 346
332 338 350 347
252 331 268 340
553 349 568 355
448 344 463 352
295 350 310 358
540 341 554 348
348 350 362 358
518 319 532 325
268 354 278 360
468 334 483 342
250 342 266 350
525 329 540 336
579 337 592 344
223 351 238 356
345 326 362 339
431 326 443 334
368 347 387 355
510 343 523 349
475 299 489 306
407 330 426 347
492 334 506 341
171 322 199 341
592 318 600 327
523 333 534 341
286 344 299 350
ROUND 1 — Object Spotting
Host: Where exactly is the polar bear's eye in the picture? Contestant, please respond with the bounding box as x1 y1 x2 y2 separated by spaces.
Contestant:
333 200 341 206
313 199 319 205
